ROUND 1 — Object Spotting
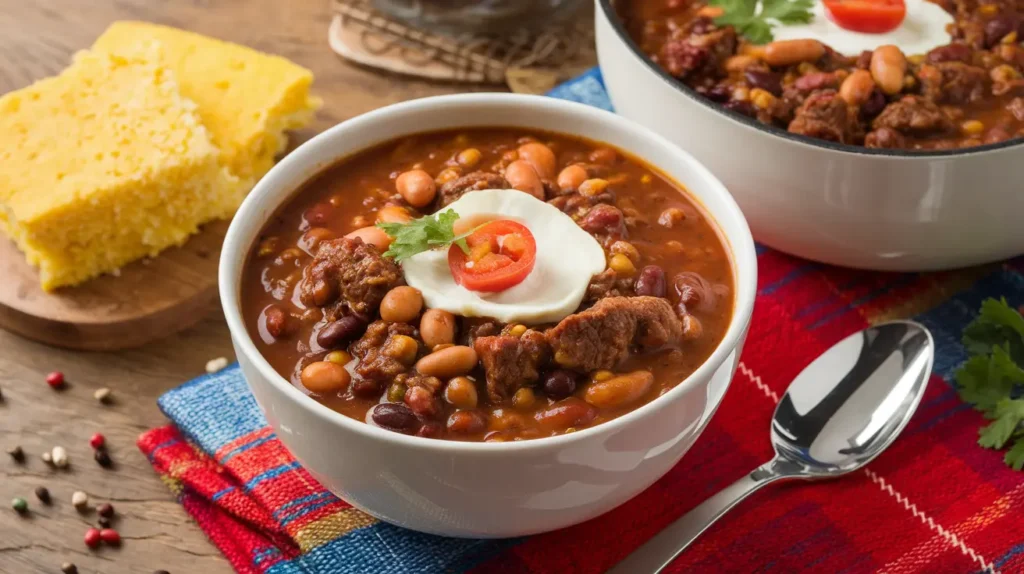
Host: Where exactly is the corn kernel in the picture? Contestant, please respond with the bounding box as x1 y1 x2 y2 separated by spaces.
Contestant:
457 148 482 168
750 88 775 110
640 174 652 184
592 370 615 382
512 388 536 409
436 167 461 185
579 178 609 197
798 62 820 75
908 54 925 65
508 324 527 337
1003 31 1018 44
609 253 636 276
454 133 470 146
961 120 985 135
980 4 998 14
385 335 419 365
257 237 280 257
610 240 640 264
554 350 573 366
325 350 352 365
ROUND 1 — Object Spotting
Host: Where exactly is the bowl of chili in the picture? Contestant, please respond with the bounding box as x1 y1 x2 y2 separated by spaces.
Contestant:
219 93 757 537
596 0 1024 270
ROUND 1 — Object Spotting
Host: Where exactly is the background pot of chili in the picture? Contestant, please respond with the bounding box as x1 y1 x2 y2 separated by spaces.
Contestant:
596 0 1024 271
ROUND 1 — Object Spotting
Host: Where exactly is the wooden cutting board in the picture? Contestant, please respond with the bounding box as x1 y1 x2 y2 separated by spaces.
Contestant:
0 221 228 351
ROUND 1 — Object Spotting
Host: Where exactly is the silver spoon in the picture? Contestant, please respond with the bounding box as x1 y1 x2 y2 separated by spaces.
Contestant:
608 320 934 574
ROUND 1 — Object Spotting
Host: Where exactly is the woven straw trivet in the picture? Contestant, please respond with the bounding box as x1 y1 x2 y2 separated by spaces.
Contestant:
329 0 597 94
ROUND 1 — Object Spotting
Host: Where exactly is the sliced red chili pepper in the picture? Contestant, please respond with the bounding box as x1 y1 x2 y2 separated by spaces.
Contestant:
448 219 537 292
823 0 907 34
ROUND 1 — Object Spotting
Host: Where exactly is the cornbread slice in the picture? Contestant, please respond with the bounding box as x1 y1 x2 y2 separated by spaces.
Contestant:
93 21 322 187
0 45 239 291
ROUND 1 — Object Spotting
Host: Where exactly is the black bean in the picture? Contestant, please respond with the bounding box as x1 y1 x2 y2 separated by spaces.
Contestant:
744 70 783 96
860 89 887 119
370 403 418 433
985 14 1018 48
316 316 364 349
635 265 667 298
542 370 578 400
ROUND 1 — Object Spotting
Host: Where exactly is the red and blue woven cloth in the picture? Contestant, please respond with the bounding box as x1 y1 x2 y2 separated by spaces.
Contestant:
138 70 1024 574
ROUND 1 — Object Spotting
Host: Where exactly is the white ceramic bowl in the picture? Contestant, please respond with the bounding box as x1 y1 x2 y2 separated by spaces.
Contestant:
596 0 1024 271
220 93 757 538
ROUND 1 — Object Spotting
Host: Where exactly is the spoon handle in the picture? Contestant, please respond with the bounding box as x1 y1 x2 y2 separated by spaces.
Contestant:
606 458 798 574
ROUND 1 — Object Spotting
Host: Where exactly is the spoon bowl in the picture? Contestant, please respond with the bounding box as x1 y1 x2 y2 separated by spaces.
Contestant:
609 321 934 573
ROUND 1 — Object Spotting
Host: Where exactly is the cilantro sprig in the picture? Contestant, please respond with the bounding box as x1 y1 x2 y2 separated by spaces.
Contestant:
710 0 814 45
954 298 1024 470
376 209 473 263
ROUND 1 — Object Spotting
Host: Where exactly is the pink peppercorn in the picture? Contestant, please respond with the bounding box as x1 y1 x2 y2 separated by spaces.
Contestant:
89 433 105 450
46 371 65 389
99 528 121 545
84 527 101 548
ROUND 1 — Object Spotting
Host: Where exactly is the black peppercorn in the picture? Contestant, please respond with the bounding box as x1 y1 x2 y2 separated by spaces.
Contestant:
94 449 113 468
34 486 50 505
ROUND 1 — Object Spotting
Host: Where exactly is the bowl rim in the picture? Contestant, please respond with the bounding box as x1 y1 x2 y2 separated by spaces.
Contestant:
219 92 757 454
596 0 1024 159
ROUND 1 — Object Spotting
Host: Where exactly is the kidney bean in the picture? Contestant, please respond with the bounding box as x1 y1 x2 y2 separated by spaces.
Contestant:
580 204 626 236
263 305 290 339
794 72 836 92
927 42 972 63
351 378 382 399
860 89 888 119
447 410 486 434
985 14 1018 48
583 370 655 409
634 265 667 297
415 346 478 379
705 84 732 103
370 403 418 433
722 100 755 117
744 70 782 96
542 370 578 400
316 316 364 349
534 398 597 431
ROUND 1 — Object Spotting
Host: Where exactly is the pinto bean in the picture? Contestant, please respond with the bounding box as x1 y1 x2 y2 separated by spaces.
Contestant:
839 69 876 106
557 164 589 191
504 160 545 199
870 45 907 95
345 226 392 251
396 169 437 207
379 286 423 323
517 142 557 179
763 39 825 67
377 205 413 223
583 370 654 409
534 398 597 431
415 345 478 379
420 309 456 348
725 55 758 72
300 361 351 394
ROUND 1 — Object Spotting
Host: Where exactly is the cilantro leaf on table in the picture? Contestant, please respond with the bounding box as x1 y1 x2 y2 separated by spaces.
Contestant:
711 0 814 45
376 209 472 262
954 298 1024 471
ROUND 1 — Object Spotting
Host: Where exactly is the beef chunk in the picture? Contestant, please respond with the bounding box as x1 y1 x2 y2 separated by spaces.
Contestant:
872 96 953 135
396 372 443 417
299 237 403 321
918 62 989 104
864 127 908 149
661 39 708 78
585 269 634 303
439 171 509 206
459 318 501 347
352 321 418 381
546 296 683 372
787 90 859 144
926 43 973 64
661 28 736 79
474 330 551 402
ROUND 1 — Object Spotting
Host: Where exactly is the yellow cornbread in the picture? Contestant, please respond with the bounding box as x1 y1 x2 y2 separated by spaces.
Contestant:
0 45 239 291
93 21 322 187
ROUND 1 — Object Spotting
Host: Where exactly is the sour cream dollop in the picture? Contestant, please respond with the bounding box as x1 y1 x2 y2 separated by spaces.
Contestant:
401 189 607 325
772 0 954 56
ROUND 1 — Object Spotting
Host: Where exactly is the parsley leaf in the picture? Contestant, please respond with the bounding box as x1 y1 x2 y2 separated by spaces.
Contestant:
376 209 473 263
954 298 1024 471
710 0 814 45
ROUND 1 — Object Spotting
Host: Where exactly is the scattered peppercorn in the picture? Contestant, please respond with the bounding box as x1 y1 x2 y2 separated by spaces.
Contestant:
84 527 101 548
71 490 88 510
61 562 78 574
11 497 28 513
6 445 25 463
34 486 50 505
51 446 69 468
97 502 114 518
98 516 111 528
94 387 112 404
94 449 113 468
154 570 170 574
46 371 65 389
89 433 105 450
99 528 121 546
41 451 53 464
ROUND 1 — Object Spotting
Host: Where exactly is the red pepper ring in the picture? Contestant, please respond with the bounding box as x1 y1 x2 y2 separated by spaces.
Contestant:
448 219 537 292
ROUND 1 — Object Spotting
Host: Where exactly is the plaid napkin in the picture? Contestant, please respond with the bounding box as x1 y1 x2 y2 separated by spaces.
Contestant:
139 69 1024 574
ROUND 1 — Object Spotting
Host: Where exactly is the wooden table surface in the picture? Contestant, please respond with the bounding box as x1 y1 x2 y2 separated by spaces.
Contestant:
0 1 484 572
